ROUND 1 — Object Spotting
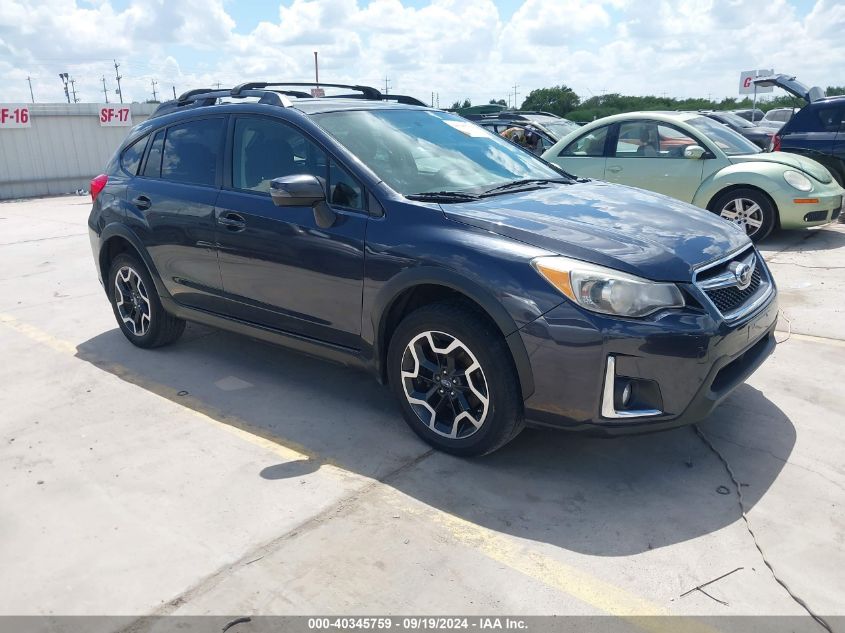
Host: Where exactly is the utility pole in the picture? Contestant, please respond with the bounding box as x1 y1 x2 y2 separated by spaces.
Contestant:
512 84 519 109
27 76 35 103
214 81 221 90
314 51 319 84
101 76 109 103
431 91 434 107
172 85 177 99
384 76 391 95
69 77 79 103
151 79 158 102
59 73 70 103
114 60 123 103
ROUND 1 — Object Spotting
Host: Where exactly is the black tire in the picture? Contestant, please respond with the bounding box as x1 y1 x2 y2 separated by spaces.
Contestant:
107 253 185 348
387 302 524 456
709 188 776 242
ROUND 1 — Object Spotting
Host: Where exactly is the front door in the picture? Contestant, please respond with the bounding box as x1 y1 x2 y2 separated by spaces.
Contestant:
552 124 610 180
604 121 704 203
214 115 368 350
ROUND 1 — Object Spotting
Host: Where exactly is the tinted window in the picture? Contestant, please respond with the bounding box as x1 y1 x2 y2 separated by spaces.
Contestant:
686 116 761 155
121 135 148 175
560 126 608 157
161 118 224 186
817 108 844 132
142 130 164 178
232 117 366 210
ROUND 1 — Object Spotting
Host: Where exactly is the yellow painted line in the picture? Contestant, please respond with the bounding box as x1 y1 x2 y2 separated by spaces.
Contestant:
0 311 720 629
396 496 717 633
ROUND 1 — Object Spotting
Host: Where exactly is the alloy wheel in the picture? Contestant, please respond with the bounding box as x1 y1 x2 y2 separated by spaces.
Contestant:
114 266 151 336
400 330 489 439
719 197 764 237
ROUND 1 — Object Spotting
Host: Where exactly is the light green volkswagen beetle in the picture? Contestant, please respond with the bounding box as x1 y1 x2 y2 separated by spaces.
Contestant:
542 111 844 241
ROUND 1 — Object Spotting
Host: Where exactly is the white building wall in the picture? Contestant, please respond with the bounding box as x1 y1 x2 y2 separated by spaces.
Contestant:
0 103 156 199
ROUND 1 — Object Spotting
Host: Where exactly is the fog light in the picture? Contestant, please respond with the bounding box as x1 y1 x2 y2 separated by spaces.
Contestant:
621 381 632 407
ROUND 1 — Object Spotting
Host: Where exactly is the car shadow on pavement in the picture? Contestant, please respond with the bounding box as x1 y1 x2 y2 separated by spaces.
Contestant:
75 322 795 557
760 225 845 253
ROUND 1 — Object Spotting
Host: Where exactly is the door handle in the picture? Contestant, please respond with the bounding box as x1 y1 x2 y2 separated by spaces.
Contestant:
217 212 246 231
607 165 623 174
131 195 151 210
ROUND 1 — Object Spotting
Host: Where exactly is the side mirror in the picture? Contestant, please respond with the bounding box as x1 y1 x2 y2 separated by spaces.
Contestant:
684 145 706 160
270 174 336 229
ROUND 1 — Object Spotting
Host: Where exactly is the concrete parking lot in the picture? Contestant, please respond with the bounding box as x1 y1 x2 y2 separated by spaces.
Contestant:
1 196 843 626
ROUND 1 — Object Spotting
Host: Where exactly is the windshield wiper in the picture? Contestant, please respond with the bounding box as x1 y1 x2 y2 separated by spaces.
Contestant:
480 178 570 196
406 191 480 202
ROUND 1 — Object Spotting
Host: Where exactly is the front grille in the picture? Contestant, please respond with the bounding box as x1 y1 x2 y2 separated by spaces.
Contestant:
704 267 762 313
694 246 772 321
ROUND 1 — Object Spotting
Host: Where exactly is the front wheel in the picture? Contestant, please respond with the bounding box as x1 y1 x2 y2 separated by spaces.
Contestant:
387 302 524 456
710 188 776 242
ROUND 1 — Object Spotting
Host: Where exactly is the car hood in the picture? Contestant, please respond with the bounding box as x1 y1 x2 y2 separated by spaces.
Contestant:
442 181 749 282
729 152 833 183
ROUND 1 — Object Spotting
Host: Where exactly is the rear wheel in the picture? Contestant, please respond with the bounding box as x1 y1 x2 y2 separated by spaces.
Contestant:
710 188 776 242
108 253 185 348
387 302 524 456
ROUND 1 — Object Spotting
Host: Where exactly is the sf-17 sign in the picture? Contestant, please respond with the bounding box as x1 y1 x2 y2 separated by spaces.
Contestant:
99 106 132 127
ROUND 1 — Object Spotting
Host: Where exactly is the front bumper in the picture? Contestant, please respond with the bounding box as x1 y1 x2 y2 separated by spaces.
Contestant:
517 284 778 435
778 190 843 229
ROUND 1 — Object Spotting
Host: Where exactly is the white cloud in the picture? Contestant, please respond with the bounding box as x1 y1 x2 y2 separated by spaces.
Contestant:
0 0 843 107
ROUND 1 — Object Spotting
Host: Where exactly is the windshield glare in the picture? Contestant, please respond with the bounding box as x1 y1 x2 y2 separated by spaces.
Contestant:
713 112 755 128
544 120 580 138
312 109 563 195
686 116 761 155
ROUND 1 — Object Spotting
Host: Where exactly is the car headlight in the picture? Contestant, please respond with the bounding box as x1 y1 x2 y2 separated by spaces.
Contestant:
532 256 685 318
783 170 813 192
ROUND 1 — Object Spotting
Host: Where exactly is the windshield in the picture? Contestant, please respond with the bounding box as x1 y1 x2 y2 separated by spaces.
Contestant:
312 109 564 195
686 116 762 155
543 120 580 139
712 112 755 129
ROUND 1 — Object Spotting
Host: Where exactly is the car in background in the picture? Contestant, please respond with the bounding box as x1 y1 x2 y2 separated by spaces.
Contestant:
543 111 844 241
754 75 845 188
731 108 766 123
699 110 773 149
480 111 579 140
477 118 556 153
756 107 795 132
87 82 779 455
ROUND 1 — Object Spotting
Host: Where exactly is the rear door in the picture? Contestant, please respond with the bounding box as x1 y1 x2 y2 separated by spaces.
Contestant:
214 114 368 349
551 124 610 179
126 116 227 312
603 120 704 202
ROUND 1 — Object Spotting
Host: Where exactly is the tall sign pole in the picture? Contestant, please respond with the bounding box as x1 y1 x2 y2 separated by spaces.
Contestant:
314 51 319 85
114 60 123 104
102 76 109 103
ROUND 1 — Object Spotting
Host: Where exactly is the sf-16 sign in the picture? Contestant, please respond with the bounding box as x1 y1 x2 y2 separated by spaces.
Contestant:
0 106 31 128
99 105 132 127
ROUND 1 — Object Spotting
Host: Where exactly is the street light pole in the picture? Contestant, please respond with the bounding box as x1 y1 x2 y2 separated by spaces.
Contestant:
59 73 70 103
27 76 35 103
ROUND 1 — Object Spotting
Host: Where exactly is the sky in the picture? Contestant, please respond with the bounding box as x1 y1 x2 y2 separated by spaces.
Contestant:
0 0 842 107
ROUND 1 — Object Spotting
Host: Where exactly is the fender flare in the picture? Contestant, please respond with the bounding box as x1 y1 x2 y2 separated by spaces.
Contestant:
97 223 170 300
370 266 535 399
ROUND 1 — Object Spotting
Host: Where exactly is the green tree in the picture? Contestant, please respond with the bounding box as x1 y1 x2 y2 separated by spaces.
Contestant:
520 85 580 115
827 86 845 96
449 100 462 110
489 99 507 106
461 98 472 108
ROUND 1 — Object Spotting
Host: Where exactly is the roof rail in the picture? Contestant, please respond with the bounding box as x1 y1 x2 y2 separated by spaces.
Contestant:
152 88 293 118
232 82 384 100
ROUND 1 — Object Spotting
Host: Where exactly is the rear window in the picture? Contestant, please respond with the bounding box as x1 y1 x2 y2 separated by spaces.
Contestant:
161 118 225 187
121 135 148 175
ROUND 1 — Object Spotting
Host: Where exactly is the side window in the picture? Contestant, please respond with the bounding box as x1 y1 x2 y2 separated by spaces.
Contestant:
616 122 695 158
161 118 225 187
121 135 148 175
817 108 844 133
559 126 608 157
329 159 364 210
657 124 696 156
233 117 327 193
142 130 165 178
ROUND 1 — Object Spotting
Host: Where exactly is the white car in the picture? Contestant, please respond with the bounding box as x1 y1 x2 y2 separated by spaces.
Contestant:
756 107 796 131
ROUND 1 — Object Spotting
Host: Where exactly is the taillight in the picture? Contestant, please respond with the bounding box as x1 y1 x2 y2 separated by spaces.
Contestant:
90 174 108 202
771 134 781 152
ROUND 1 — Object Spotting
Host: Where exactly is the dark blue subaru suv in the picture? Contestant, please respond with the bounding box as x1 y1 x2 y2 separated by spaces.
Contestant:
87 82 778 455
